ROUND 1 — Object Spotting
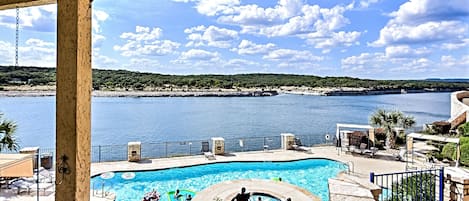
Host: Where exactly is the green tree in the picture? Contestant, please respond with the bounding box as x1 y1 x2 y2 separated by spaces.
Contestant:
370 109 416 149
0 113 20 152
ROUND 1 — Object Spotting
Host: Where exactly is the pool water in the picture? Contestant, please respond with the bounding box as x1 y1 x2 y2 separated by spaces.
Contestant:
91 159 347 201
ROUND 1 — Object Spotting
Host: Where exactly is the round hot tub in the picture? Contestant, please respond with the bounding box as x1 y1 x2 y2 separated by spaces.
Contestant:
251 192 281 201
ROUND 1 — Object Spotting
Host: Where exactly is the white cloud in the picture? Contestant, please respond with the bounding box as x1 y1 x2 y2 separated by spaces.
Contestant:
114 26 180 57
372 0 469 47
121 26 163 41
263 49 323 63
93 10 109 33
0 38 56 67
385 45 430 58
175 0 359 52
441 55 469 68
217 2 354 38
179 49 219 60
441 38 469 50
0 41 14 64
185 25 238 48
93 51 118 69
170 49 222 70
390 0 469 24
222 58 263 71
93 34 106 48
372 21 468 46
341 52 386 71
195 0 240 16
359 0 380 8
342 48 469 77
303 31 361 53
0 5 57 32
231 40 276 55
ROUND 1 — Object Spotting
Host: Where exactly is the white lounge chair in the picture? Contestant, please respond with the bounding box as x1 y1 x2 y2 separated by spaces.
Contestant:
204 152 216 160
11 179 35 194
292 138 313 154
393 149 407 161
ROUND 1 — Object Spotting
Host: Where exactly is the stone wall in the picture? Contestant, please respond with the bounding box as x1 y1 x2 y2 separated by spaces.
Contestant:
450 91 469 124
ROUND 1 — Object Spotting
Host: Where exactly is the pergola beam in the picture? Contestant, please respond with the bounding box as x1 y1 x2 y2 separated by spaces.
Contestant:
0 0 55 10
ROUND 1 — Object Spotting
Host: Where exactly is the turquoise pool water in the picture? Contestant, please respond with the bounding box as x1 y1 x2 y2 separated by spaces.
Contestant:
91 159 347 201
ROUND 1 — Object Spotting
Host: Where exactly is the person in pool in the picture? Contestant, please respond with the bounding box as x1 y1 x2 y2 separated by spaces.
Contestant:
185 194 192 201
174 189 183 200
231 187 250 201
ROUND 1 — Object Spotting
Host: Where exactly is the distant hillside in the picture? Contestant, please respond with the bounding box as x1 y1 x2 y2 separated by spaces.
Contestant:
1 66 468 91
426 78 469 83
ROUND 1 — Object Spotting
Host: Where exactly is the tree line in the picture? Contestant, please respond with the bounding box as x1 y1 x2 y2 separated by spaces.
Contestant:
1 66 468 91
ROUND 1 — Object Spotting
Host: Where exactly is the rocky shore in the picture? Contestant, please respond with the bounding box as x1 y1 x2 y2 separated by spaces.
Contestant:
0 90 278 97
0 85 463 97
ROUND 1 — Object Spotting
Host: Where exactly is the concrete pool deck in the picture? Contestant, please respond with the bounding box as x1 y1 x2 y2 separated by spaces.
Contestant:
1 146 411 201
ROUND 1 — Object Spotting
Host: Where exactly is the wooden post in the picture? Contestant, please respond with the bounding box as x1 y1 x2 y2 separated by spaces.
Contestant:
56 0 92 200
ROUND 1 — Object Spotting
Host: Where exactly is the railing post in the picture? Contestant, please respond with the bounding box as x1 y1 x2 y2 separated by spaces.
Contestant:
370 172 375 183
98 145 101 163
439 168 444 201
165 142 168 157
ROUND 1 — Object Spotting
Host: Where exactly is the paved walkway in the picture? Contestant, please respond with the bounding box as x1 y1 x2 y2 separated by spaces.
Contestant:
1 146 411 201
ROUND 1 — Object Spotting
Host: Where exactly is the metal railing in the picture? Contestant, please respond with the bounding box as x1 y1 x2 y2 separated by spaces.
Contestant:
1 134 334 163
370 168 444 201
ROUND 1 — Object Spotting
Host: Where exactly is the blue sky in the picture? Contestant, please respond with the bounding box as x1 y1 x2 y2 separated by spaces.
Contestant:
0 0 467 79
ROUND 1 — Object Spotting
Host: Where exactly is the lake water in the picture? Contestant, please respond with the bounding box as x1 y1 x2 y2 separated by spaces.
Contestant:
0 92 450 148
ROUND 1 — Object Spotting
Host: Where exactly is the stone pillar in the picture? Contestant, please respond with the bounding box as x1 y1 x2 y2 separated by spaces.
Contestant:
406 136 413 151
211 137 225 155
368 128 375 146
56 0 92 201
281 133 295 150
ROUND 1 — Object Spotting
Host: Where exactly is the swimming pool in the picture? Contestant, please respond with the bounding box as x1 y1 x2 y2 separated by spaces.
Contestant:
91 159 347 201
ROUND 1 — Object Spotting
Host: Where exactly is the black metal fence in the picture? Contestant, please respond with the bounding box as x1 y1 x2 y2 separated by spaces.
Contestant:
2 134 333 163
370 168 444 201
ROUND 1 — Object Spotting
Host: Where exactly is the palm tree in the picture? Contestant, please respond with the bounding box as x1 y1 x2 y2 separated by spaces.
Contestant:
0 113 20 152
370 109 416 149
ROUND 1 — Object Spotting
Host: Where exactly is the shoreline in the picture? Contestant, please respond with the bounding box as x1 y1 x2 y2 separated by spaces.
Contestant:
0 87 462 97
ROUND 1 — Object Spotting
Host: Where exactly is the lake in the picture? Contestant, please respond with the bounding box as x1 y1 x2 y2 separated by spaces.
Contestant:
0 92 450 148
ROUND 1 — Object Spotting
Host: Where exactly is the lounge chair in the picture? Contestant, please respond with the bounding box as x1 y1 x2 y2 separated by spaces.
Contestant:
201 141 216 160
11 178 54 195
11 179 35 194
393 149 407 161
292 138 313 154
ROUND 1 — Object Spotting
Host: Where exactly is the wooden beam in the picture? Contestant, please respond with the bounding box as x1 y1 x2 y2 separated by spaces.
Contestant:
56 0 91 200
0 0 55 10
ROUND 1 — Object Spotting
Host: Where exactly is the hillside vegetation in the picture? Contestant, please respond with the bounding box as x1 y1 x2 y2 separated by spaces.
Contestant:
1 66 468 91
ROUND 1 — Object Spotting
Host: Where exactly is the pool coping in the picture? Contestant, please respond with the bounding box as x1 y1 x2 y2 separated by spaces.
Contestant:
91 155 345 177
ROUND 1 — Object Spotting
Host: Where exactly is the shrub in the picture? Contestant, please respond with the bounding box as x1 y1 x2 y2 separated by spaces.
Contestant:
432 121 451 134
460 136 469 145
460 143 469 166
390 173 435 201
458 122 469 137
441 143 457 160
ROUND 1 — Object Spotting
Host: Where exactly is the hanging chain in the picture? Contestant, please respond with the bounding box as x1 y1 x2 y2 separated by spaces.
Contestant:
15 6 19 67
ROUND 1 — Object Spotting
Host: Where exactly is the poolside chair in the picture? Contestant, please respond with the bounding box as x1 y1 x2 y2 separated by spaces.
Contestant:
292 138 313 154
393 149 407 161
201 141 216 160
